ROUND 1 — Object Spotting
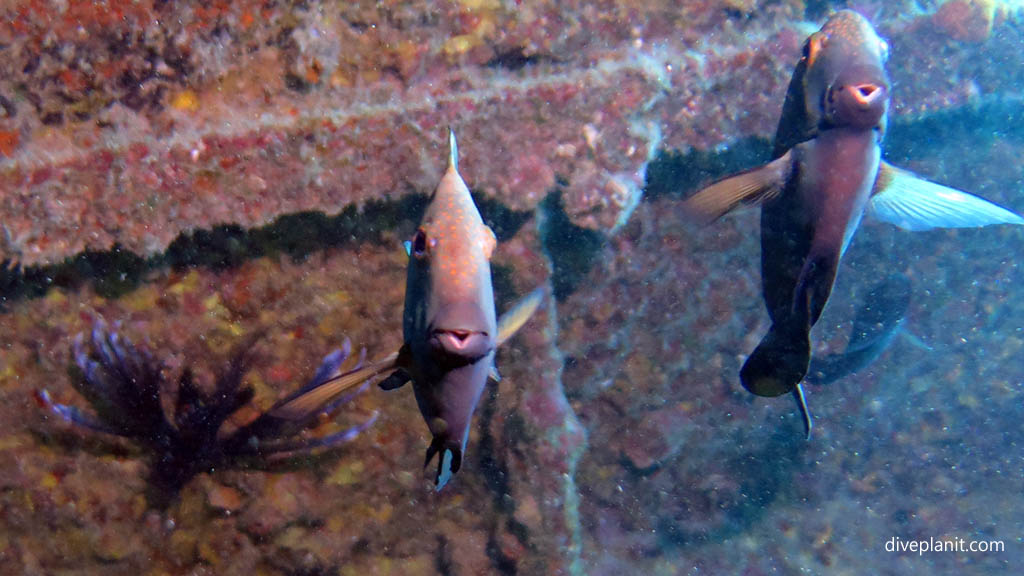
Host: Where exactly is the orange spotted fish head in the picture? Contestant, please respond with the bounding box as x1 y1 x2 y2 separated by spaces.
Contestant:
800 10 890 133
404 130 497 360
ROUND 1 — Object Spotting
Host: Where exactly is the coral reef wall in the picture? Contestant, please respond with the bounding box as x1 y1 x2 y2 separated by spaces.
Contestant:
1 1 1023 575
3 0 1022 264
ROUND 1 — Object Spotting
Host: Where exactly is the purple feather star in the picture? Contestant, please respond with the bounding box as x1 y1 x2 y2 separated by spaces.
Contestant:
36 320 377 508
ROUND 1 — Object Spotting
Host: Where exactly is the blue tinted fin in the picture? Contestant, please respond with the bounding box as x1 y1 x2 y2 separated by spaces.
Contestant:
869 162 1024 231
436 449 455 491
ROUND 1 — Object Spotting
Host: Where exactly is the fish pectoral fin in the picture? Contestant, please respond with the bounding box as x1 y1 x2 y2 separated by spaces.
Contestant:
377 343 413 391
266 351 399 422
869 161 1024 231
496 287 545 347
681 151 793 225
378 369 411 391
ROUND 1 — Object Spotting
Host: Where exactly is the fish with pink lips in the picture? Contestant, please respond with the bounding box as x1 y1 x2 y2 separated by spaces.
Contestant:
682 10 1024 434
266 130 541 488
378 128 499 489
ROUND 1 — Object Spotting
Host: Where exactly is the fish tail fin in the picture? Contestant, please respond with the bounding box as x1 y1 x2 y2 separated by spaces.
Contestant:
424 439 462 491
740 321 810 397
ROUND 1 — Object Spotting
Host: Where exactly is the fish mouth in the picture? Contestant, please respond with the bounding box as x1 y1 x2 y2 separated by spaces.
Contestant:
826 81 887 129
429 328 493 360
846 83 883 108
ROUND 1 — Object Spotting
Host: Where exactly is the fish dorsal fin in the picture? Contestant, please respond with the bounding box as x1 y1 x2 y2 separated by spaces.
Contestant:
681 151 793 226
496 287 545 347
448 127 459 173
869 162 1024 231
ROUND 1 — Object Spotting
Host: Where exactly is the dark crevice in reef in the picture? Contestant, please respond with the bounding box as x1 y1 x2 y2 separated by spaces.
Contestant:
884 96 1024 163
804 0 844 21
643 136 772 202
3 97 1022 310
0 191 532 308
537 191 605 302
485 46 562 71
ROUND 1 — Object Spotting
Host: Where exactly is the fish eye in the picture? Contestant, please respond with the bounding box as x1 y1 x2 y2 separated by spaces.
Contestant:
411 229 429 258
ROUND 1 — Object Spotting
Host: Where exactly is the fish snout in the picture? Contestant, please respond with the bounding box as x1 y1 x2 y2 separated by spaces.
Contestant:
827 82 888 129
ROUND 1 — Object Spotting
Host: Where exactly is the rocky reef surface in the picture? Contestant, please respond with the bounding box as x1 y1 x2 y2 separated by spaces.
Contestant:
0 0 1022 574
2 0 1023 265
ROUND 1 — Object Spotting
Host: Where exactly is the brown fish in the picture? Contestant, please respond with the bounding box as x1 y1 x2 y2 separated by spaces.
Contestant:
270 130 543 488
380 129 501 489
683 10 1023 429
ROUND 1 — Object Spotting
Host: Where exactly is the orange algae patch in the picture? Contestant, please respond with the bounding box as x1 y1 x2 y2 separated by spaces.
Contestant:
240 10 255 29
0 130 19 157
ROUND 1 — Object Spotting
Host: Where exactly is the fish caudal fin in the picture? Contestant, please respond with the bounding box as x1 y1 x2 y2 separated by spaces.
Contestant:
681 151 793 225
740 321 811 397
424 439 462 491
869 162 1024 231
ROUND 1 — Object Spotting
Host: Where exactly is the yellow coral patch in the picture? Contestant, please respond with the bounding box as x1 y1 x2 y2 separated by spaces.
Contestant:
327 460 365 486
457 0 500 9
443 34 476 57
171 89 200 112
